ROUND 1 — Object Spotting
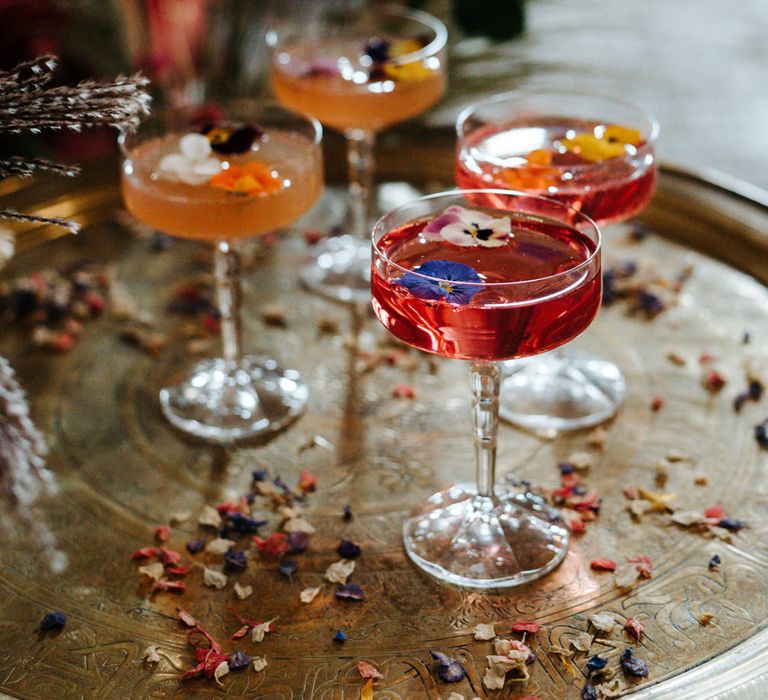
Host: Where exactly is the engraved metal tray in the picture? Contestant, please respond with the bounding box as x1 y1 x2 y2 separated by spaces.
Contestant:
1 129 768 699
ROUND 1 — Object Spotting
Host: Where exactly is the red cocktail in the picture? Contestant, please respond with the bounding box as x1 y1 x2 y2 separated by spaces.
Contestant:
456 91 658 432
372 190 601 588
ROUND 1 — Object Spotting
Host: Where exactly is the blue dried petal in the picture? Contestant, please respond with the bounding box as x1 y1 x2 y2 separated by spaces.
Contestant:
342 505 353 521
628 223 650 242
581 682 599 700
333 629 347 643
334 584 365 601
602 271 617 306
718 517 745 532
572 485 587 496
748 380 764 400
252 469 268 482
637 289 664 316
525 651 536 665
734 392 749 412
40 611 67 631
708 554 721 570
245 493 256 505
396 260 483 306
224 548 248 571
586 654 608 673
186 539 205 554
228 650 250 671
755 420 768 450
278 559 298 579
559 462 574 475
430 650 453 667
438 662 466 683
620 648 649 677
337 539 362 560
287 531 310 553
227 513 267 536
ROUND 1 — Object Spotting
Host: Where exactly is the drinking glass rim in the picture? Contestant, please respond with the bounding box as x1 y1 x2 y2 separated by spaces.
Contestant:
372 188 601 288
267 3 448 68
117 100 323 158
455 88 659 171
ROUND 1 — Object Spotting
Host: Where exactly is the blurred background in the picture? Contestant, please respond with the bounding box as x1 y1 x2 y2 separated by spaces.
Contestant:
1 0 767 189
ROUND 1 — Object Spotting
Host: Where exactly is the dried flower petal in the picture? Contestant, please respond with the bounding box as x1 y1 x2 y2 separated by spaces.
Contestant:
234 582 253 600
582 683 599 700
698 612 715 626
589 612 616 633
708 554 721 570
40 611 67 631
298 469 317 493
159 547 182 566
131 547 158 560
590 558 617 572
361 679 374 700
357 661 383 679
570 632 592 653
278 559 298 579
283 517 316 534
718 517 745 532
251 618 277 643
228 650 250 671
252 655 268 672
224 548 248 571
614 563 640 588
624 617 645 640
620 648 649 677
511 621 540 634
198 504 222 528
586 654 608 673
628 555 654 578
186 539 205 554
300 587 321 604
206 538 236 555
177 609 198 627
203 567 228 589
154 526 170 543
337 538 362 559
333 629 347 642
152 579 186 593
213 659 230 686
253 532 290 558
473 623 496 640
138 561 165 581
325 559 355 584
335 583 365 601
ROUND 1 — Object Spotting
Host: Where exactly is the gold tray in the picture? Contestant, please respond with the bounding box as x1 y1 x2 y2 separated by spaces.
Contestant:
1 131 768 699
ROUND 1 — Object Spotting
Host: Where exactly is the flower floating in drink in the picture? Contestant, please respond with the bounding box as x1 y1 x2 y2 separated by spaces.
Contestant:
456 91 658 431
270 5 447 302
121 104 323 443
372 190 601 588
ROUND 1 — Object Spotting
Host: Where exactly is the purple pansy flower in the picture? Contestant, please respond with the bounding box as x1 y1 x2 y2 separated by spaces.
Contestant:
396 259 483 305
422 205 512 248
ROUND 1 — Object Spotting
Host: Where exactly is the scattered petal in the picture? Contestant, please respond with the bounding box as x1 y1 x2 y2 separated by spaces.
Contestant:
142 645 161 664
333 629 347 642
251 618 277 643
589 612 616 634
586 654 608 673
40 611 67 631
624 617 645 640
228 650 250 671
177 609 198 627
620 648 649 677
253 533 290 558
698 612 716 626
361 679 374 700
152 579 186 593
614 563 641 588
198 505 222 528
590 558 617 572
213 659 230 686
252 655 268 672
357 661 383 680
170 511 191 525
278 559 298 579
154 526 170 543
224 548 248 571
287 531 310 553
337 539 362 559
300 587 321 604
473 623 496 640
718 517 745 532
511 621 540 634
159 547 182 566
138 561 165 582
203 567 228 590
325 559 355 584
186 539 205 554
298 469 317 493
131 547 158 560
582 683 599 700
283 517 316 534
570 632 593 653
206 538 236 555
342 505 353 521
708 554 721 570
335 583 365 601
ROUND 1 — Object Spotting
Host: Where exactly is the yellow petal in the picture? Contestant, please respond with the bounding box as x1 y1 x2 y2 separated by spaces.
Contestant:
361 679 374 700
604 124 642 145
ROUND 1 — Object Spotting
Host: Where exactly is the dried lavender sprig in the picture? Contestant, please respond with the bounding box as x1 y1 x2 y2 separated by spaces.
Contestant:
0 54 57 93
0 73 151 134
0 209 80 234
0 157 80 179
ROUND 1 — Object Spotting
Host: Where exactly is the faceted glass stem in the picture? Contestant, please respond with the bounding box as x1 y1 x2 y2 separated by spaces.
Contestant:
471 361 501 498
345 128 376 239
213 239 242 365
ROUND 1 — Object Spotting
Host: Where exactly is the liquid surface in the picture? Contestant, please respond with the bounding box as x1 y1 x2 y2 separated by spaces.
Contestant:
271 38 445 133
456 118 656 225
122 129 322 241
372 214 601 360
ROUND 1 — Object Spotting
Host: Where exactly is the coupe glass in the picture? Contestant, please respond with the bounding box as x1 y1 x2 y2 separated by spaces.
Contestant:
269 3 447 303
120 102 323 443
371 189 602 588
456 90 657 431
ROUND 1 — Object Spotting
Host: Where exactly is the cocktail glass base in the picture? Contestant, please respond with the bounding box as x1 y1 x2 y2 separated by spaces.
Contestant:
499 350 626 433
299 235 370 304
159 355 308 444
403 482 569 589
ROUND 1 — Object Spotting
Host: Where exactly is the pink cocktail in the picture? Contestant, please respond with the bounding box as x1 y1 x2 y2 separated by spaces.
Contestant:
371 190 601 588
456 91 658 432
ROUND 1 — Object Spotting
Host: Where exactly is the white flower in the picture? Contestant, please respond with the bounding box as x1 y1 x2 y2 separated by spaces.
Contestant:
158 133 222 186
422 205 512 248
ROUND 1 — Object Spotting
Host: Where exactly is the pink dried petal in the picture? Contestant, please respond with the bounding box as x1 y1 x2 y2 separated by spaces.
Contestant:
625 616 645 640
159 547 182 565
623 485 639 500
154 526 170 543
152 579 185 593
628 555 654 578
177 609 198 627
231 625 250 640
590 559 617 572
357 661 383 679
392 384 416 399
131 547 158 560
167 566 190 576
704 505 726 519
511 621 540 634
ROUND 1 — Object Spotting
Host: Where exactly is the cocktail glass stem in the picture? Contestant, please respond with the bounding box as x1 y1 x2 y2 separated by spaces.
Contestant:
471 361 500 498
213 239 242 365
345 128 376 238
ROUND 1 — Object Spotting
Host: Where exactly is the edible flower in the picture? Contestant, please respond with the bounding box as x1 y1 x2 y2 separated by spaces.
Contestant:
158 133 222 185
560 123 641 163
430 650 466 683
423 204 512 247
396 259 483 305
200 123 263 154
501 148 560 190
209 162 282 197
620 648 649 677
